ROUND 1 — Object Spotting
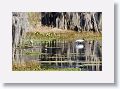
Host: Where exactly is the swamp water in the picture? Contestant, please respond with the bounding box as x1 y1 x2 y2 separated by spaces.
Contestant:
13 40 102 71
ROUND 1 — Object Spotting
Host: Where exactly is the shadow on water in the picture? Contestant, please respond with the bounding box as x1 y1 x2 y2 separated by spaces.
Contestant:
13 39 102 71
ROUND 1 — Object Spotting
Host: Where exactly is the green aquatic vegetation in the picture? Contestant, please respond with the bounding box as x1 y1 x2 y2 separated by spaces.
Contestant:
23 51 41 56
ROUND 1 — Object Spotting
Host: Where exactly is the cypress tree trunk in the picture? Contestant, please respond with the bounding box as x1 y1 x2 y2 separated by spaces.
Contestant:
12 12 29 62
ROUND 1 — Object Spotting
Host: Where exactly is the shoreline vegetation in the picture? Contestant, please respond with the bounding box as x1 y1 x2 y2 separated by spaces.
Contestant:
26 26 102 41
14 26 102 50
19 30 102 49
26 31 102 41
12 60 80 71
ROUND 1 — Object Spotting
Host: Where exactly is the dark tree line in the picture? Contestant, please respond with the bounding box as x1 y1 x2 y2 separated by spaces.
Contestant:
40 12 102 32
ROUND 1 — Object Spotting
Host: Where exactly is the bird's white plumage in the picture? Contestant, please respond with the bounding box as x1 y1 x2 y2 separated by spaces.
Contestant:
75 39 84 49
75 39 84 42
76 45 84 49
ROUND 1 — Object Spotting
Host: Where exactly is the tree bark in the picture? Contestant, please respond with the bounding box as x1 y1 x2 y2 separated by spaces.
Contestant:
12 12 29 62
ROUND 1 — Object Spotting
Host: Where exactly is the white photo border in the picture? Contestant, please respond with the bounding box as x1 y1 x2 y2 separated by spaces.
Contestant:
0 0 114 83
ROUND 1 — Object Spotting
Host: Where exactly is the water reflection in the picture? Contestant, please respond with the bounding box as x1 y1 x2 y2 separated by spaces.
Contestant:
13 40 102 71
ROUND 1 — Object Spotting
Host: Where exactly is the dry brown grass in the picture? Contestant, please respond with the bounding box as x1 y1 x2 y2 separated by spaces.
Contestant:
12 60 41 71
25 27 102 41
12 60 80 71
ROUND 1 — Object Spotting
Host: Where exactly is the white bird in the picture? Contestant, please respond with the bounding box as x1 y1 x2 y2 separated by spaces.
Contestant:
75 39 84 49
29 40 33 46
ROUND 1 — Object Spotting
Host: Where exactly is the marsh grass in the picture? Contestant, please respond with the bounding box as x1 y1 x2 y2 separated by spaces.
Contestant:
25 31 102 42
12 60 41 71
12 60 80 71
